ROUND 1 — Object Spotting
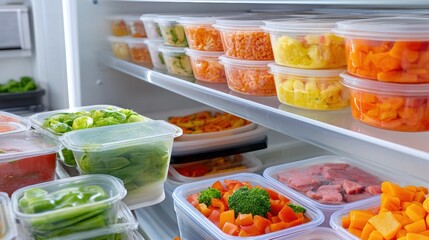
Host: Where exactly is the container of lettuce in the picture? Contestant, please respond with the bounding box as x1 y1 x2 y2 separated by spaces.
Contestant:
11 174 126 240
60 120 182 210
29 105 149 167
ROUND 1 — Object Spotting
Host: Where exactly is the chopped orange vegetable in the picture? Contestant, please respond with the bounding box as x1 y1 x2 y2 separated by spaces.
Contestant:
189 55 226 83
129 44 152 67
361 223 375 240
220 30 273 60
184 25 224 51
405 233 429 240
235 213 253 226
405 203 426 222
368 211 402 239
350 210 376 230
368 230 384 240
222 222 239 235
396 229 408 238
277 205 298 223
414 192 426 204
342 215 351 228
349 227 363 238
404 219 427 233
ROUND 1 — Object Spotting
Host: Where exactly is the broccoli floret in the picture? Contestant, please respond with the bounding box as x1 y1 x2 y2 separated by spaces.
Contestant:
198 187 221 206
228 186 270 217
287 203 306 213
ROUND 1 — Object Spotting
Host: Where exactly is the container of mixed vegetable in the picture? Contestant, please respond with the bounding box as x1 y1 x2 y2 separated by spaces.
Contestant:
60 120 182 210
172 173 324 239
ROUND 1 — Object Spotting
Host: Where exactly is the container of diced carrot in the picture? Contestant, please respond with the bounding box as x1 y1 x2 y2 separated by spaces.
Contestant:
333 17 429 83
125 37 153 67
340 72 429 132
185 48 226 83
219 55 276 96
262 18 346 69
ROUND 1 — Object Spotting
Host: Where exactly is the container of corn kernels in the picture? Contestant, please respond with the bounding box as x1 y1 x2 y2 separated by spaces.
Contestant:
262 18 346 69
269 63 349 110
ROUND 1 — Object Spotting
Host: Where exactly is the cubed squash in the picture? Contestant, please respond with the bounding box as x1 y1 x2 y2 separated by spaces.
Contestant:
350 210 376 230
404 219 427 233
405 203 427 222
368 211 402 240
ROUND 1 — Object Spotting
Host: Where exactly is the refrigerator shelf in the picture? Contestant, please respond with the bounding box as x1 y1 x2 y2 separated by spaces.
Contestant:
0 50 31 59
97 51 429 180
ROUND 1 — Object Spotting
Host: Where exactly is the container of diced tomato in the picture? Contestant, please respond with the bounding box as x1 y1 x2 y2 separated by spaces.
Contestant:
268 63 349 110
108 36 131 61
219 55 276 96
185 48 226 83
340 72 429 131
0 111 31 135
262 18 346 69
144 39 166 69
0 131 61 195
0 193 17 240
333 17 429 83
125 37 153 67
172 173 324 239
263 155 401 226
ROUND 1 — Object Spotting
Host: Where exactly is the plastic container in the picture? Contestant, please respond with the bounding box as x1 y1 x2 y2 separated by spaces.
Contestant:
144 39 167 69
0 110 31 135
155 15 188 47
108 15 129 37
123 15 146 38
263 155 400 226
219 55 276 96
159 45 194 77
140 14 162 39
0 193 17 240
11 174 126 240
169 153 262 182
60 121 182 210
172 173 324 240
213 15 280 60
0 131 61 195
125 37 153 67
269 63 349 110
333 17 429 83
184 48 225 83
108 36 131 60
262 18 345 69
278 227 347 240
0 88 45 110
340 72 429 132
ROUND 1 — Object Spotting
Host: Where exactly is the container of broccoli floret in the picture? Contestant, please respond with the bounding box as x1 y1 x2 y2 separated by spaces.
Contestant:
172 173 324 240
60 120 182 210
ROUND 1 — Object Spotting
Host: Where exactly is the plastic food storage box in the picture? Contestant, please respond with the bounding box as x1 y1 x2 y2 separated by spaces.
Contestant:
11 174 126 240
262 18 346 69
108 36 131 60
140 13 163 39
263 155 400 226
125 37 153 67
0 131 61 195
0 110 31 135
172 173 324 240
144 39 167 69
159 45 194 77
108 15 129 37
268 63 349 110
219 55 276 96
123 15 146 38
60 120 182 210
333 17 429 83
155 14 188 47
0 193 17 240
277 227 347 240
340 72 429 132
185 48 226 83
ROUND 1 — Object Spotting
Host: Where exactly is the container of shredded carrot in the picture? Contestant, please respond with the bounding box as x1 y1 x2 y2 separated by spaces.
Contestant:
334 17 429 83
172 173 324 239
340 73 429 132
185 48 226 83
219 55 276 96
125 37 153 67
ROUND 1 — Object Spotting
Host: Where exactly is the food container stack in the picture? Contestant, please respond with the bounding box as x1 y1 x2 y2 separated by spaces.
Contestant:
140 14 167 70
262 18 349 110
333 17 429 131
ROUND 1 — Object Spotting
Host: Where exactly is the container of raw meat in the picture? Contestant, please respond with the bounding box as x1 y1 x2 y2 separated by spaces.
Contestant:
263 155 399 226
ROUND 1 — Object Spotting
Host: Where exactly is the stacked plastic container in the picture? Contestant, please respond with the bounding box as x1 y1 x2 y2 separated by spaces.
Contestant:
108 15 153 67
333 17 429 131
262 17 349 110
141 13 167 70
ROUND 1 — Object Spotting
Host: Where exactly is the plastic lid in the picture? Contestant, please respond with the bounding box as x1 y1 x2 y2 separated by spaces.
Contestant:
125 37 148 44
107 14 140 20
158 45 186 54
263 18 342 33
144 38 164 46
178 12 249 25
0 122 28 136
154 13 194 23
0 131 61 163
219 55 273 67
107 36 128 42
268 63 345 77
0 111 31 135
340 72 429 96
140 13 158 21
214 14 291 29
0 193 17 240
333 17 429 41
185 48 224 58
60 120 182 152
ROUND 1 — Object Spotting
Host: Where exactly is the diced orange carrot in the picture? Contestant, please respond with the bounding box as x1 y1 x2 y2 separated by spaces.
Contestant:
269 222 290 232
235 213 253 226
349 210 376 230
278 205 298 223
368 230 384 240
219 210 235 229
404 219 427 233
212 180 226 192
222 222 239 236
405 203 427 222
361 223 375 240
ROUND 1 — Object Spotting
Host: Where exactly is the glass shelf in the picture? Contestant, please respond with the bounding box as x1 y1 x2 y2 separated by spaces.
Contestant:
101 0 429 5
97 51 429 180
0 49 31 59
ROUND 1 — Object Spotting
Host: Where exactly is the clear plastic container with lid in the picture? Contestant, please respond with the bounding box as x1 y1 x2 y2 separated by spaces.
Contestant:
172 173 324 240
155 14 188 47
144 39 166 69
159 45 194 77
340 72 429 132
11 174 126 239
269 63 349 110
333 17 429 83
107 36 131 60
60 121 182 210
0 110 31 135
125 37 152 67
0 131 61 195
185 48 226 83
219 55 276 96
278 227 348 240
140 13 163 39
122 15 146 38
262 18 346 69
108 15 129 37
263 155 402 226
0 193 17 240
